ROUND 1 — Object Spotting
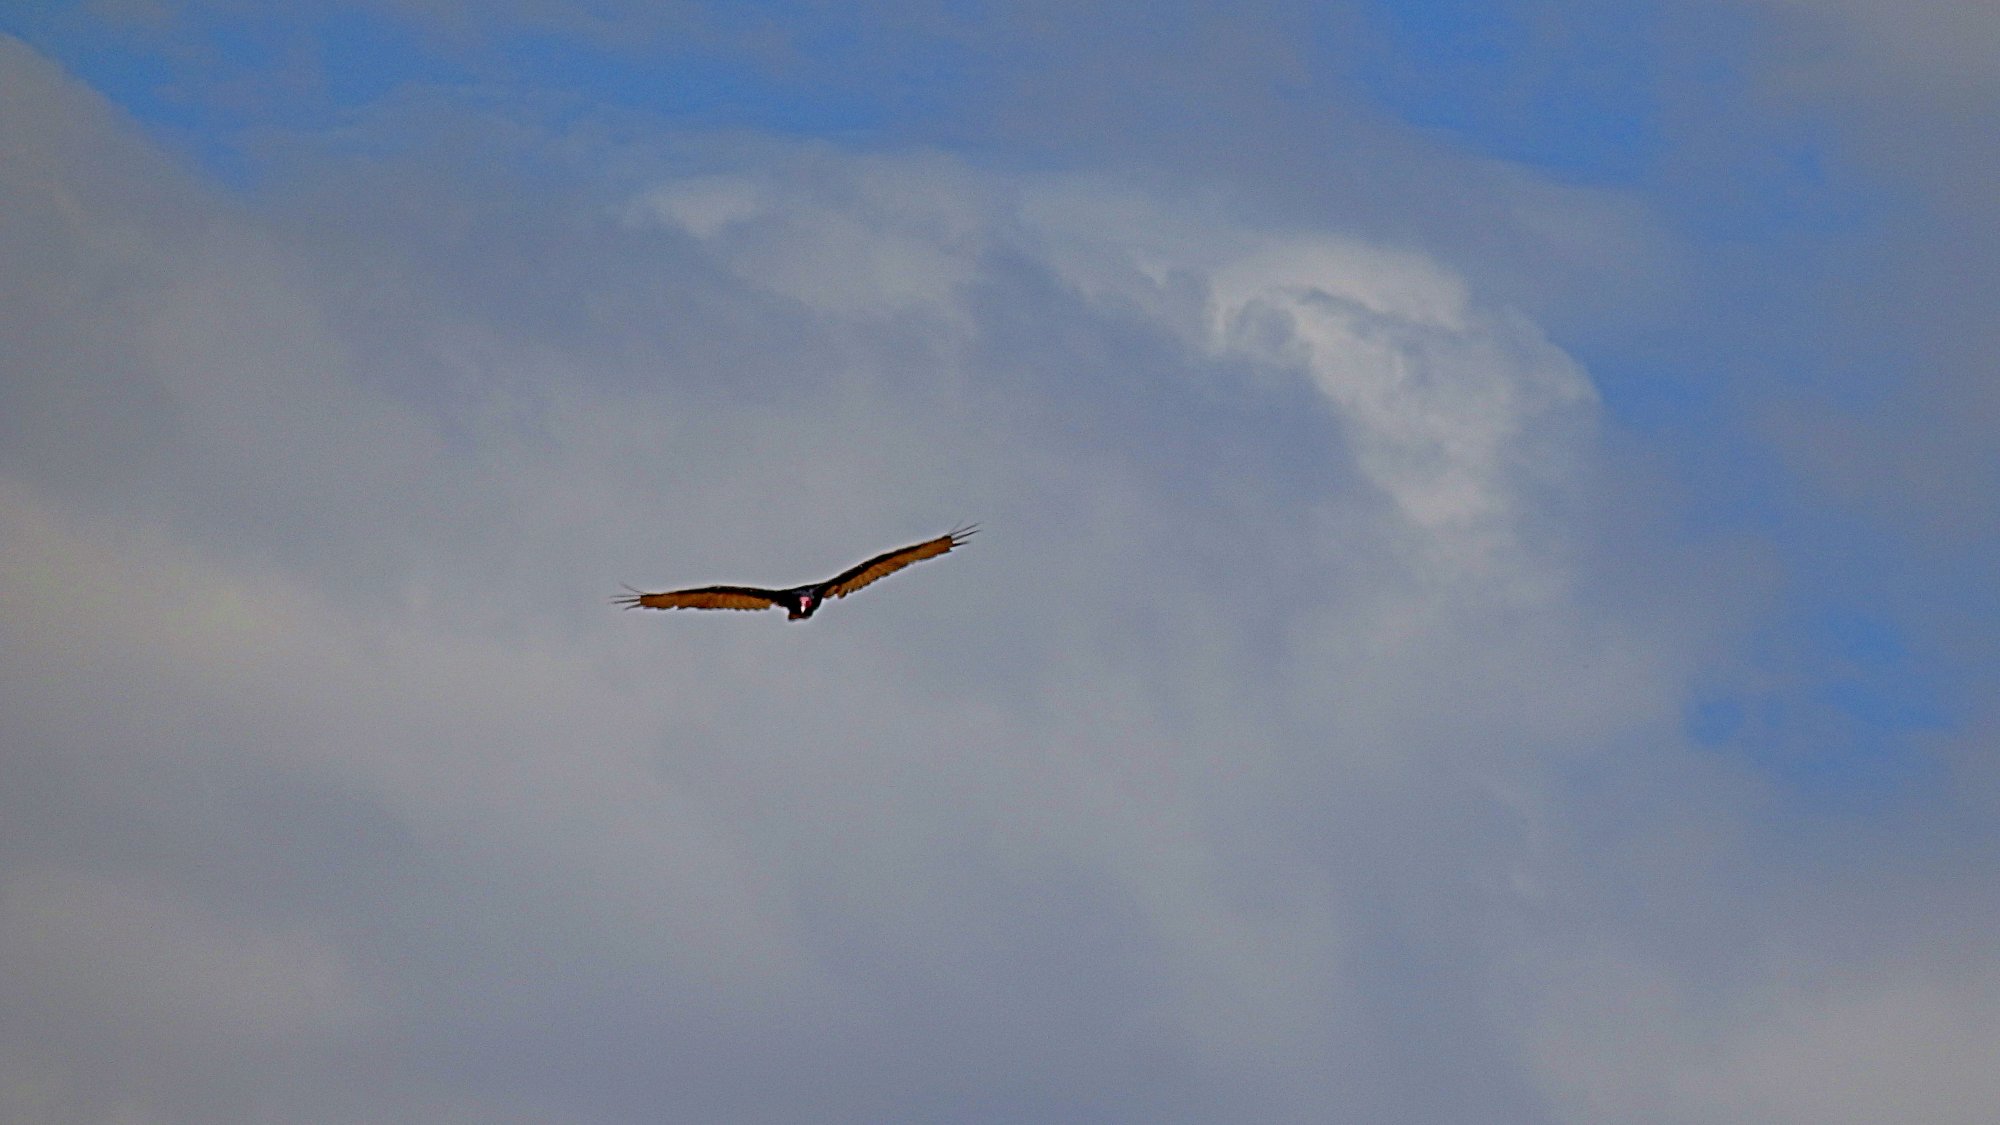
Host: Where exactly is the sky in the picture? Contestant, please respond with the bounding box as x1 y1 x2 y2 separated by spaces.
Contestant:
1 2 1996 1122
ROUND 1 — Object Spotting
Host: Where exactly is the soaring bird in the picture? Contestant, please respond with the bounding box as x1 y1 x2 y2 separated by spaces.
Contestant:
615 526 977 621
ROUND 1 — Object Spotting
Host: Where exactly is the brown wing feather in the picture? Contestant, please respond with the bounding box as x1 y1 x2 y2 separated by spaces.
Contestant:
822 525 977 600
612 585 784 612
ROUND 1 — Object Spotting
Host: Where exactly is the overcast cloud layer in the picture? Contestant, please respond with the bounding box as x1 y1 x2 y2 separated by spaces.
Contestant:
2 5 1997 1123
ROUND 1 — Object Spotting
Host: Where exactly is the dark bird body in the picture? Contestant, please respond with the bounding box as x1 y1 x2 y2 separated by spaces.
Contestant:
615 526 976 620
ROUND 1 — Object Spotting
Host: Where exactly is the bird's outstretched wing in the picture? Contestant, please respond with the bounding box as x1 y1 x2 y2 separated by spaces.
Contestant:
612 585 786 612
821 525 977 600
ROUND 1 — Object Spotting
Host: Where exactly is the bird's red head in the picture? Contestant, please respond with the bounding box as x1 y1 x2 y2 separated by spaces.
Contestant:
789 591 818 620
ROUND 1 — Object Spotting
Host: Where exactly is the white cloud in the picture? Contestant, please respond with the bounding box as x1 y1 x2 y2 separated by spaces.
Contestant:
630 163 989 319
0 863 369 1125
0 866 369 1044
1534 951 2000 1124
3 31 1995 1124
1206 238 1592 559
1759 0 2000 95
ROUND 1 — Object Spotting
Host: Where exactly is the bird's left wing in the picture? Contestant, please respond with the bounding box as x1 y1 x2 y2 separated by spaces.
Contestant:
613 585 786 612
821 525 977 600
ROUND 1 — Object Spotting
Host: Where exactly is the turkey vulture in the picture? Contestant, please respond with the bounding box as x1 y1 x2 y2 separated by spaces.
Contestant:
614 526 977 621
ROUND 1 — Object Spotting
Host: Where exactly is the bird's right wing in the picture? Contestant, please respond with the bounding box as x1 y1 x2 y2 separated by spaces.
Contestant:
613 585 785 611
